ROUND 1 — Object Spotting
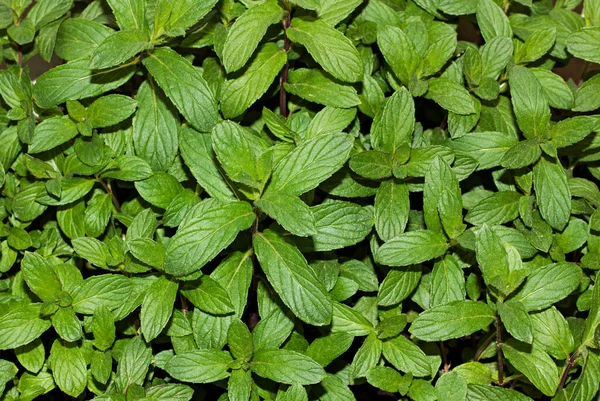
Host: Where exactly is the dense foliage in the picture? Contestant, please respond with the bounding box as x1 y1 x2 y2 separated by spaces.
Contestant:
1 0 600 399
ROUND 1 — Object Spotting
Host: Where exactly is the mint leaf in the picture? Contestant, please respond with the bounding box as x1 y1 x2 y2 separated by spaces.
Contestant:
254 230 332 326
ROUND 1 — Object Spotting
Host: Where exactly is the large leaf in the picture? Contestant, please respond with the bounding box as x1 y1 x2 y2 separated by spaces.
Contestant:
375 230 448 267
165 350 232 383
253 230 332 326
287 18 362 83
34 59 135 108
133 79 179 172
222 0 284 73
221 43 287 119
164 198 255 276
266 132 353 196
409 300 496 341
143 47 218 132
250 349 326 385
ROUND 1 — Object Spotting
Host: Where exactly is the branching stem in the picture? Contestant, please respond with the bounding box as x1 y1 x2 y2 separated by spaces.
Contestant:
279 12 291 117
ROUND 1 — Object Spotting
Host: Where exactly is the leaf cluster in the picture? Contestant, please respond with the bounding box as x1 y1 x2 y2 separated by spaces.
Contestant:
0 0 600 400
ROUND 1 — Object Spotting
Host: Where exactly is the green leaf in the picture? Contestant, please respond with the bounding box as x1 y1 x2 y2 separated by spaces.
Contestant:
375 180 409 241
426 77 476 115
88 94 137 128
436 371 468 401
92 305 116 351
501 342 559 396
143 47 218 132
366 366 403 393
179 127 236 201
90 29 151 69
29 116 78 154
51 306 82 342
378 266 422 306
255 193 316 237
284 68 360 108
166 0 218 32
181 276 235 315
106 0 147 31
513 262 581 311
351 332 382 378
424 155 465 238
0 304 51 350
509 66 551 139
8 226 32 250
132 79 179 171
164 198 255 276
498 300 533 344
349 150 392 180
55 18 115 61
370 88 415 155
381 335 431 377
476 0 512 42
297 200 373 252
266 132 353 196
448 131 518 170
23 0 70 29
500 139 542 169
430 255 466 308
222 0 284 73
116 337 153 390
530 306 574 359
317 0 362 25
409 300 495 341
228 369 252 401
567 27 600 64
140 276 178 341
377 25 419 85
34 59 136 108
466 191 521 226
306 332 354 367
253 230 332 326
530 68 574 110
220 43 287 119
375 230 448 267
466 384 534 400
533 156 571 230
287 18 362 83
515 28 556 64
306 106 356 139
49 340 87 397
165 350 233 383
211 120 269 190
250 349 326 385
102 156 154 181
145 384 195 401
71 274 133 314
127 238 165 269
135 172 183 209
72 237 111 268
15 339 45 374
227 319 253 361
549 116 597 148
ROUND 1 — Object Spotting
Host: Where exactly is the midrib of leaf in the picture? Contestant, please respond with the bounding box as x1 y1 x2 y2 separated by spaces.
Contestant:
536 318 570 358
225 249 253 291
181 210 254 246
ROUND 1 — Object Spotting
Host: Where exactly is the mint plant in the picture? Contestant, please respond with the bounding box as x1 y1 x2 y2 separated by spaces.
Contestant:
1 0 600 399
